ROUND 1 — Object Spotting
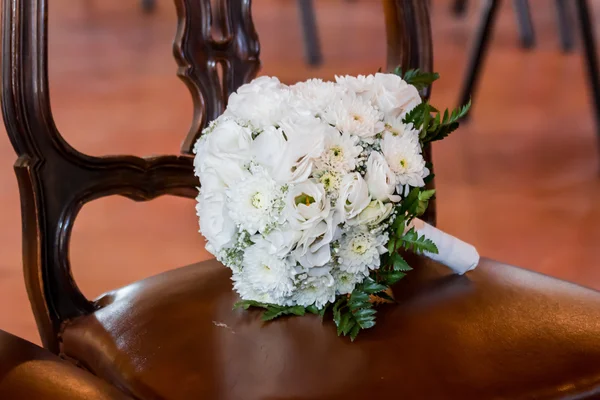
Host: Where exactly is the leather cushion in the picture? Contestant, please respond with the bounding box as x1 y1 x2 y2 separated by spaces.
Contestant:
61 257 600 400
0 329 131 399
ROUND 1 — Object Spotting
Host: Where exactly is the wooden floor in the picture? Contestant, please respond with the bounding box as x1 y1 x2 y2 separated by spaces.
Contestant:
1 0 599 345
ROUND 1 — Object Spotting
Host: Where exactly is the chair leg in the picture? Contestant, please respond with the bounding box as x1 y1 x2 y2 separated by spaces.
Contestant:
141 0 156 13
555 0 575 52
575 0 600 146
452 0 468 17
512 0 535 49
297 0 323 67
457 0 502 116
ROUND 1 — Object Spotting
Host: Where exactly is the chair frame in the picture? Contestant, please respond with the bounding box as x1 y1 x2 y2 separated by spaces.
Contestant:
1 0 433 353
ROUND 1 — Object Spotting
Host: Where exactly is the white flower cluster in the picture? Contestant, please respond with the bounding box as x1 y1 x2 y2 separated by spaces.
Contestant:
194 73 429 309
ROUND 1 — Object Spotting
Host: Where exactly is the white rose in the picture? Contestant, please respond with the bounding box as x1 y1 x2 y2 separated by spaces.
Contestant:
347 200 393 227
285 180 331 230
337 173 370 222
194 118 251 187
270 117 326 184
256 227 302 258
293 212 341 269
225 77 291 127
237 76 283 94
364 151 401 202
252 126 287 171
196 190 236 255
372 73 422 118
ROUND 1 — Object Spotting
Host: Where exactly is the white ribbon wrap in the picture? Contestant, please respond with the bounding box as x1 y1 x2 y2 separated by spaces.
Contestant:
410 219 480 275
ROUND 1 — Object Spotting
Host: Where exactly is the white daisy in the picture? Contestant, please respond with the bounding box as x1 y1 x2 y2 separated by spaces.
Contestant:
333 268 364 295
335 74 375 96
323 93 384 141
238 241 296 303
292 273 336 309
226 166 284 235
291 78 342 116
338 227 388 276
381 131 429 188
315 129 363 173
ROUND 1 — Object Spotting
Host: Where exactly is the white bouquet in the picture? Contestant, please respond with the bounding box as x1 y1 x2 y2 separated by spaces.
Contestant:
194 68 477 340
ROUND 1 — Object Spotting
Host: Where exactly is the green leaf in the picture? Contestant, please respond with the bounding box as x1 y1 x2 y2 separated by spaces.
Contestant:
354 308 377 319
418 189 436 202
387 237 398 254
398 68 440 90
402 102 429 128
348 291 371 311
349 324 361 341
391 252 412 271
398 228 439 254
421 99 471 144
262 305 306 321
372 290 396 303
379 271 407 285
400 187 421 219
336 311 352 336
233 300 269 310
306 305 320 315
333 297 346 327
360 277 388 294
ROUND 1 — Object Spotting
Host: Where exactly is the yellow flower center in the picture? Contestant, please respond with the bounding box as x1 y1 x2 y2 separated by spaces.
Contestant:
251 192 267 209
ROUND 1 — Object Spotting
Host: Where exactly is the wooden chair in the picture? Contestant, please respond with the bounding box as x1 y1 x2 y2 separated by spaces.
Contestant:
2 0 600 398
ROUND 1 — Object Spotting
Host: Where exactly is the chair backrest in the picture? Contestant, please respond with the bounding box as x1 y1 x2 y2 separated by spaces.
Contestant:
1 0 433 352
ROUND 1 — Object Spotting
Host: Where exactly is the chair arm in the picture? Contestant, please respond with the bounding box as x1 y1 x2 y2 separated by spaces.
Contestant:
0 329 131 399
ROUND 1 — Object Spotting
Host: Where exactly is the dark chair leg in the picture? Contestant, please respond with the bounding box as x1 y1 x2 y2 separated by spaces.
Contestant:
457 0 502 116
141 0 156 13
512 0 535 49
297 0 323 67
452 0 468 17
575 0 600 145
556 0 575 52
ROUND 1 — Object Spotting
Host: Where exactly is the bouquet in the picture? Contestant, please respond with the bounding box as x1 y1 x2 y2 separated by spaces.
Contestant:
194 68 477 340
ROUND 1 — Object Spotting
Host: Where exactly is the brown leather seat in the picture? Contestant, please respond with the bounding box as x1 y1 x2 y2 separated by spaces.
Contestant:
0 329 132 399
60 258 600 400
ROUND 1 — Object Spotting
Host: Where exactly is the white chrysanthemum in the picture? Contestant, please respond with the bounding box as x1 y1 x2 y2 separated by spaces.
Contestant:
333 268 364 295
226 166 284 235
338 227 388 276
381 130 429 187
292 273 336 309
335 74 375 95
237 241 296 303
232 272 277 305
315 130 363 173
323 93 384 141
383 115 417 139
316 170 343 197
291 78 343 116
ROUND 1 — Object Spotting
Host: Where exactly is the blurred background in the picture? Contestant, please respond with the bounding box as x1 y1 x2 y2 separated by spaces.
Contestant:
0 0 599 345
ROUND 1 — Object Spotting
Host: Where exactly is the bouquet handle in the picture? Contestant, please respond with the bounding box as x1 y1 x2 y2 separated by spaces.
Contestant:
410 219 480 275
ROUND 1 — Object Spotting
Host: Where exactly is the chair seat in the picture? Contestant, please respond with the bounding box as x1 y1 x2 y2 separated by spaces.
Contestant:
60 257 600 400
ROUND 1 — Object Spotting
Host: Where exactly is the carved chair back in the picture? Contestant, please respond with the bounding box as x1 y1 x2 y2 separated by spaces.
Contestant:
1 0 433 352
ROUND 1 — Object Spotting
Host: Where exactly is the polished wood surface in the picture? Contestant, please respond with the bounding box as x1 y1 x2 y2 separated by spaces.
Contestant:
0 0 598 345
